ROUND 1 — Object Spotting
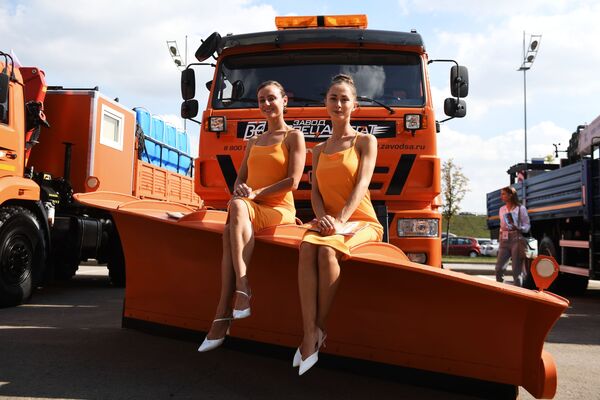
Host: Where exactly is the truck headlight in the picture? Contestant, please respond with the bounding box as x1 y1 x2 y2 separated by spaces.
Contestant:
397 218 438 237
404 114 422 130
208 116 226 132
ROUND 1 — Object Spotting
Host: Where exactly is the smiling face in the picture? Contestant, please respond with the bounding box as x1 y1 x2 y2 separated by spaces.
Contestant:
325 83 357 122
257 84 287 120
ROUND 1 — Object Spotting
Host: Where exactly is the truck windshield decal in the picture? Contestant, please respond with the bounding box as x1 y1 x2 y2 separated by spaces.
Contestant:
238 120 396 141
214 50 424 110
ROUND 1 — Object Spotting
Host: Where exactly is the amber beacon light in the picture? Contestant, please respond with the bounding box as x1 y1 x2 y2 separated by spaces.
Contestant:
275 14 368 30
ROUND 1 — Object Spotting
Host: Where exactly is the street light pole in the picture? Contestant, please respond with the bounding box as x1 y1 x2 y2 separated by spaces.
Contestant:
522 31 528 170
167 38 189 131
517 32 541 185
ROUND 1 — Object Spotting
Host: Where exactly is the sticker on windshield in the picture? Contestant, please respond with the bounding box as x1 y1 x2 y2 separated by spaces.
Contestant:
237 120 396 141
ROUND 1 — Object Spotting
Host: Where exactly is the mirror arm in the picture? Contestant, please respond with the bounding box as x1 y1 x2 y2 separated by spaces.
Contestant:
438 116 455 124
186 117 201 125
186 62 216 69
428 59 463 101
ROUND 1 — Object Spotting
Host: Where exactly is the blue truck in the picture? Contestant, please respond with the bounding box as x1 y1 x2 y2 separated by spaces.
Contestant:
487 121 600 294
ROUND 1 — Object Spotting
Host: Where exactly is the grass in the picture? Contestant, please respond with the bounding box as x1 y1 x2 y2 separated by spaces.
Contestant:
442 255 497 264
442 214 490 239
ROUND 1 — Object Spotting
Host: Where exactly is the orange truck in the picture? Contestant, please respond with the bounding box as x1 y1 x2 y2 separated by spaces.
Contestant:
74 15 569 398
182 14 469 268
0 51 199 307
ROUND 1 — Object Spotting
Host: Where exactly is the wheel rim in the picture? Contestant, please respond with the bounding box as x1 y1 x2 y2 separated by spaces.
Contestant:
1 234 33 285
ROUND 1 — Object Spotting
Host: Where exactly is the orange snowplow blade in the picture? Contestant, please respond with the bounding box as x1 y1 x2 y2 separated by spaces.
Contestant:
75 192 568 399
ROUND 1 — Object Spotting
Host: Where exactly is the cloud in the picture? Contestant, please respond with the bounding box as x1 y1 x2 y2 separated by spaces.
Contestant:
426 2 600 132
0 0 278 157
438 121 572 213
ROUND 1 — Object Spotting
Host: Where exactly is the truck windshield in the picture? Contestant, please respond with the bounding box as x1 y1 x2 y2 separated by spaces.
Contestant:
212 50 424 109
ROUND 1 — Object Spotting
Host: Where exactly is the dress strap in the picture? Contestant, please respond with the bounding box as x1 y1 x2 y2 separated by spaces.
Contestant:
351 133 359 146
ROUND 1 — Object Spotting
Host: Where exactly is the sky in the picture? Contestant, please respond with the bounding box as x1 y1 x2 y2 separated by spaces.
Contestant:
2 0 600 213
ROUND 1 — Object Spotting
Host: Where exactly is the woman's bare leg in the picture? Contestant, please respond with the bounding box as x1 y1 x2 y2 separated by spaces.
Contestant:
298 242 320 358
316 246 341 333
206 224 236 339
229 199 255 311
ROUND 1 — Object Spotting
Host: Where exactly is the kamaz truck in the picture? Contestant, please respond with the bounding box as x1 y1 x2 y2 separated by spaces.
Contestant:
181 14 469 268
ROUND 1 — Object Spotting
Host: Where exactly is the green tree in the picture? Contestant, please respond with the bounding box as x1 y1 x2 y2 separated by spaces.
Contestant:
441 159 469 254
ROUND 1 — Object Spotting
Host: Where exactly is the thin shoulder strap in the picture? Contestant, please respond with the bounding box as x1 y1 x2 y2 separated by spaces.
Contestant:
352 133 359 146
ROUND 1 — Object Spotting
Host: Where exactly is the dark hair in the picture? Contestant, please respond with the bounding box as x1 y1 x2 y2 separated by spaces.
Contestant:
257 80 286 97
501 186 521 206
327 74 357 98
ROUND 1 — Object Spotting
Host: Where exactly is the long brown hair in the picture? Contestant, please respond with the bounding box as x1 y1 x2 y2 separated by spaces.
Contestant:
501 186 521 206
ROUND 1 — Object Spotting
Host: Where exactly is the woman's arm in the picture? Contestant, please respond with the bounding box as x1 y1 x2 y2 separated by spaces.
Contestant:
232 137 256 197
249 129 306 200
336 134 377 224
310 143 328 220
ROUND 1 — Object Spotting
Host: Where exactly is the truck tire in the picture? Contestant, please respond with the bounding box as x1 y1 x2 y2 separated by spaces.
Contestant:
0 206 45 307
107 230 125 287
539 236 589 295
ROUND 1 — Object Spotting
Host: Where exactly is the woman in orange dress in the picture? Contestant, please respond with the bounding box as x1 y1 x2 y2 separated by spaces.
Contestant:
293 74 383 374
198 81 306 352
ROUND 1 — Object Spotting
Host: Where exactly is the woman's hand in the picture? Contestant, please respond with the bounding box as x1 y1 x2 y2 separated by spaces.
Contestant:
233 183 253 198
317 215 344 236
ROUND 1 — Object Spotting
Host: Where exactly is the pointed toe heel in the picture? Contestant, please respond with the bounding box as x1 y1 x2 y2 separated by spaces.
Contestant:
197 317 232 352
232 290 252 320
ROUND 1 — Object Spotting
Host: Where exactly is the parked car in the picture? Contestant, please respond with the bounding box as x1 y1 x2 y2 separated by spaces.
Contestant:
524 237 538 259
481 239 499 257
442 236 481 257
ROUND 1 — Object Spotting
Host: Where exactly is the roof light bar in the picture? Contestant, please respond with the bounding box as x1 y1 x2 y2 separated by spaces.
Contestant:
275 14 368 30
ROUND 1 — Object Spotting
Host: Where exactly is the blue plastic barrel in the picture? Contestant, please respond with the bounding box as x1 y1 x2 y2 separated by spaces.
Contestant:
180 155 192 175
135 108 152 137
151 116 165 142
165 124 177 148
176 130 189 154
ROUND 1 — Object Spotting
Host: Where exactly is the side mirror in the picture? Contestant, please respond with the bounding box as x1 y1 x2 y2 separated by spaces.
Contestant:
231 80 245 100
444 98 466 118
450 65 469 98
205 80 213 91
0 73 9 122
181 69 196 101
181 100 199 119
195 32 222 62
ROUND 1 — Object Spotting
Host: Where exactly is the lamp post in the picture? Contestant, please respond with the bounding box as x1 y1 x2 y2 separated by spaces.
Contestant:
166 37 188 129
517 32 542 176
166 37 187 70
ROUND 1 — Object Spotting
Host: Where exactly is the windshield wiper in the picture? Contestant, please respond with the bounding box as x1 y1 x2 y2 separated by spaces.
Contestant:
357 96 395 114
222 97 258 106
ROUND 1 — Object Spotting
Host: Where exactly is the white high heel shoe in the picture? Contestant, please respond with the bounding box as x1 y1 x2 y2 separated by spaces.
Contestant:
296 328 326 373
232 290 252 319
197 317 232 352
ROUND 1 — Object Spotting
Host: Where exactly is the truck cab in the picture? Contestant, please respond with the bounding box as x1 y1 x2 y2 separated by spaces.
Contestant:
182 14 468 268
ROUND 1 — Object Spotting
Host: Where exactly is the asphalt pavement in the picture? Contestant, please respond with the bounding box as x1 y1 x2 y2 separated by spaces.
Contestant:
0 264 599 400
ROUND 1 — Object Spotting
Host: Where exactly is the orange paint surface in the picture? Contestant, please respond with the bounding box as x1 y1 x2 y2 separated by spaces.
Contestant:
75 191 568 399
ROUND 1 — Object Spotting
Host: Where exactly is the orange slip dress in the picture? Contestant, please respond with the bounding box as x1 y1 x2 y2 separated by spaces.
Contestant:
302 135 383 257
236 134 297 231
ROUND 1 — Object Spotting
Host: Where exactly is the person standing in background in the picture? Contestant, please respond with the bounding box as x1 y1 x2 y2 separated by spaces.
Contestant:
495 186 531 286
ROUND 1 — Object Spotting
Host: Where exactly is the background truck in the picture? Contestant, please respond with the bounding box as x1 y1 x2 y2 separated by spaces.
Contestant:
486 116 600 294
0 51 199 307
180 14 469 268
